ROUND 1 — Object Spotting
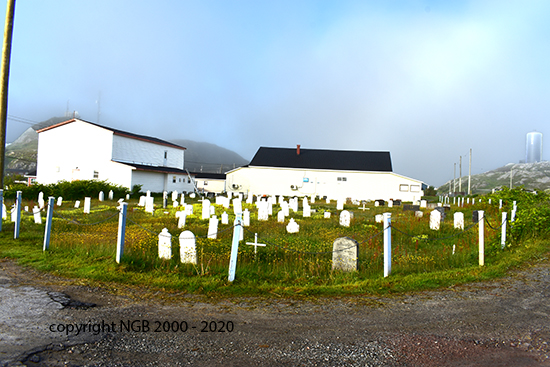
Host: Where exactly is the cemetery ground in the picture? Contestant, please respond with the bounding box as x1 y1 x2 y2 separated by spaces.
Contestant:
0 189 549 365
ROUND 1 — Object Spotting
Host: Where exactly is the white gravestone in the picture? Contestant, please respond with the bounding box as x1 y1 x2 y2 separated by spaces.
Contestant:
420 200 427 209
430 210 441 230
146 190 151 197
258 201 269 221
108 190 114 200
310 195 315 204
171 191 178 202
11 205 17 222
56 197 63 206
209 205 216 216
208 216 219 239
99 191 104 202
33 206 42 224
158 228 172 260
303 200 311 218
281 201 290 217
375 214 383 223
286 218 299 233
138 196 146 206
337 199 344 210
221 212 229 225
145 197 154 214
454 212 464 230
332 237 358 272
243 209 250 227
388 200 393 208
324 211 331 219
232 198 243 215
184 204 194 215
38 192 45 209
180 193 185 204
2 203 7 220
173 200 179 208
277 210 285 223
24 206 28 212
339 210 351 227
176 211 187 229
179 231 197 264
326 197 331 204
83 197 91 214
290 197 298 212
202 199 211 220
415 211 423 218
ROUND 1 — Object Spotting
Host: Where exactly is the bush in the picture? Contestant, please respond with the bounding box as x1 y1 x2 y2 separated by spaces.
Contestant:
3 180 129 201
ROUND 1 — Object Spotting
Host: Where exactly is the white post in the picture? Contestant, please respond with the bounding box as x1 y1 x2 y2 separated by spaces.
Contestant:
501 212 507 249
43 197 55 251
116 202 128 263
228 213 242 282
478 210 484 266
383 212 391 277
0 189 3 232
14 190 21 239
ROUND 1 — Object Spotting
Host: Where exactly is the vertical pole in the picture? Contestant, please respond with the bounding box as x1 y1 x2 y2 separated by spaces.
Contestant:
468 148 472 195
459 156 462 192
383 212 391 277
501 212 507 249
228 213 242 282
0 188 3 232
478 210 484 266
43 197 54 251
13 190 20 238
116 202 128 263
0 0 16 190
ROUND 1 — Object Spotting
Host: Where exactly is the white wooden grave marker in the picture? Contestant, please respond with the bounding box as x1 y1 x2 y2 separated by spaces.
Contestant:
179 230 196 264
158 228 172 260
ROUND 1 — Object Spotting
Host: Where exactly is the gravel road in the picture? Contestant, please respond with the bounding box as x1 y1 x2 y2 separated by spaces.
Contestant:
1 258 549 367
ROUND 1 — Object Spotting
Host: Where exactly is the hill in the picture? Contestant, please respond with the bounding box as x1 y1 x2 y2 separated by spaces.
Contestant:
5 117 249 175
437 161 550 194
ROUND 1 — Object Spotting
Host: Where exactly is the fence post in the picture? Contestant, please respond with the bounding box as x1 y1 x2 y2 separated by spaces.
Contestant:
383 212 391 277
501 212 507 249
478 210 484 266
0 189 3 232
14 190 21 239
228 213 242 282
116 202 128 263
43 197 55 251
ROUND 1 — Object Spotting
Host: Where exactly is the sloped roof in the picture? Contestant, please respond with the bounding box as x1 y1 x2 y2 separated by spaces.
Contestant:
114 161 190 174
249 147 392 172
36 118 185 150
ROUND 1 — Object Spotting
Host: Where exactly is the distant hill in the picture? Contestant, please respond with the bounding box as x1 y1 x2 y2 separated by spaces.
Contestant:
437 161 550 194
5 117 249 175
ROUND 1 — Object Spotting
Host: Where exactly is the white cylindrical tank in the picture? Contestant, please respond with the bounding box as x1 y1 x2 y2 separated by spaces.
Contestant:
526 132 543 163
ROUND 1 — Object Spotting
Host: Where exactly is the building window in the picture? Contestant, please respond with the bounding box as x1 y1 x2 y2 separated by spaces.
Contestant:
188 177 191 183
203 181 208 185
173 175 176 183
337 177 347 182
410 185 420 192
399 184 409 192
93 171 99 179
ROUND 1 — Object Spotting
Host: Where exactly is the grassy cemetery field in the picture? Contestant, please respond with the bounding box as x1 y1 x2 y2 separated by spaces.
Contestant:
1 185 549 297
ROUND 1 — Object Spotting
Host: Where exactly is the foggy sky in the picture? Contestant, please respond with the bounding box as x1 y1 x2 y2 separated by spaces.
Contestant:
3 0 549 187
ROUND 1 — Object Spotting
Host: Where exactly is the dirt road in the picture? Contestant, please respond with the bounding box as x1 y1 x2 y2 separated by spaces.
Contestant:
1 258 549 366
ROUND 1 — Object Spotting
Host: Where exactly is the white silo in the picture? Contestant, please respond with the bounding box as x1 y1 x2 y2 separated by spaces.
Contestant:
525 132 543 163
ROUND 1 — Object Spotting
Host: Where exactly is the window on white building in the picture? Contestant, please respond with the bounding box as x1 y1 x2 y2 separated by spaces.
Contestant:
399 184 409 192
410 185 420 192
173 176 176 183
337 177 347 182
93 171 99 179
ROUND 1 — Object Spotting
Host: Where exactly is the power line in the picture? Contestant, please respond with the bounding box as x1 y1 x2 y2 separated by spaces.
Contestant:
7 114 38 126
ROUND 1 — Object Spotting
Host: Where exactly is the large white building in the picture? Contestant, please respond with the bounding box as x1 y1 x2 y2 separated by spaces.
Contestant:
226 146 424 202
36 118 196 193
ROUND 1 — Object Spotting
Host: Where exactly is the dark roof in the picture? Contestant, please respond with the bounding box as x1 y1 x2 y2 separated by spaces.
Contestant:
192 172 226 180
115 161 191 175
249 147 392 172
36 119 185 150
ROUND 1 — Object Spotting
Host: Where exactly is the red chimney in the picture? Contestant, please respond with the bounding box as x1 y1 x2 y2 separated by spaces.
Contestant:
297 145 301 155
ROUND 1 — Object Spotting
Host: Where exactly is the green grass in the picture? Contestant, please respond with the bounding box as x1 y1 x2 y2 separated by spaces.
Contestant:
1 197 548 298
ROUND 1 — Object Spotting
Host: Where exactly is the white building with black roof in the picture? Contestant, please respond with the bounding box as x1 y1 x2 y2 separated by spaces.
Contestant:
36 118 195 193
226 146 424 202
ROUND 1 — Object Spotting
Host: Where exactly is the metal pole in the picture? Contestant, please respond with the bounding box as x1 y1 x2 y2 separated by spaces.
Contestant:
43 197 54 251
478 210 484 266
116 202 128 263
459 156 462 193
468 148 472 195
383 212 391 277
0 0 16 189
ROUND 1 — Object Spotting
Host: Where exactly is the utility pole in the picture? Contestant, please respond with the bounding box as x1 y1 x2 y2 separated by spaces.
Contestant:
468 148 472 195
0 0 16 189
510 168 513 189
459 156 462 193
453 163 456 194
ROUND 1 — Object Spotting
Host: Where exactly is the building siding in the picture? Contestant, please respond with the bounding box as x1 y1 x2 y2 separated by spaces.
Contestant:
112 135 184 168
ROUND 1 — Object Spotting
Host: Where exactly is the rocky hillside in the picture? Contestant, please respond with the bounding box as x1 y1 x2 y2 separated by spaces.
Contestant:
437 161 550 194
5 117 249 175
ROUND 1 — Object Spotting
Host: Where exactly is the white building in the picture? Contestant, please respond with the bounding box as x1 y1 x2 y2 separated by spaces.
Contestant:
36 118 196 193
194 172 226 194
226 146 424 202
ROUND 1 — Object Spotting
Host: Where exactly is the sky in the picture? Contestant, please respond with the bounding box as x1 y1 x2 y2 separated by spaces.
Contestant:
2 0 549 187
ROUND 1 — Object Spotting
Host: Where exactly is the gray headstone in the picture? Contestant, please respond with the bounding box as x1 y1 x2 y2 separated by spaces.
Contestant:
332 237 358 272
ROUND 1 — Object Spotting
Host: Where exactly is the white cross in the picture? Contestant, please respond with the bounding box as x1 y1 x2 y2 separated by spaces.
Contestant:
245 233 266 254
359 203 369 211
